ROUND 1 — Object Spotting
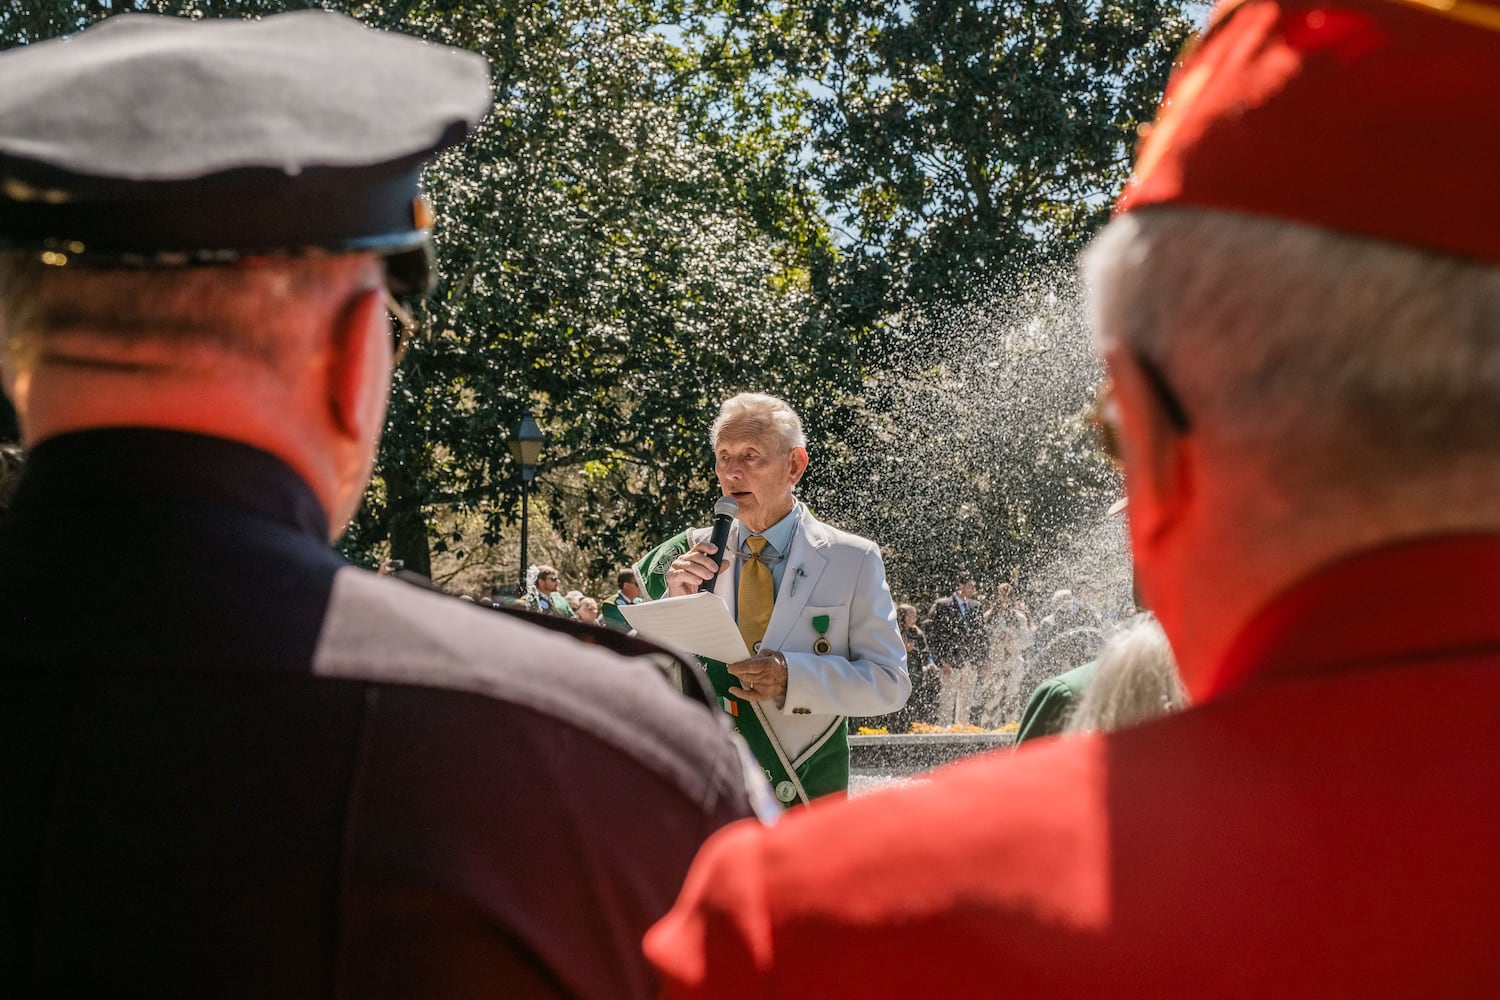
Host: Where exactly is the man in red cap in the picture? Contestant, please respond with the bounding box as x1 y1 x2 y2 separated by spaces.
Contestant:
643 1 1500 994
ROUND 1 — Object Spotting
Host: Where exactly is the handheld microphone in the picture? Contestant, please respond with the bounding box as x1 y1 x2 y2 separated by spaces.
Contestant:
700 496 739 594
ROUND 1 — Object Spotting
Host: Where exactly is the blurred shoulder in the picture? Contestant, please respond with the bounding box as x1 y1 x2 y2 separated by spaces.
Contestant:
312 567 741 796
686 734 1118 932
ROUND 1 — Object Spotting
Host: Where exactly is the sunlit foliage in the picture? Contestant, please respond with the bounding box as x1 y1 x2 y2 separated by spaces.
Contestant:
3 0 1193 601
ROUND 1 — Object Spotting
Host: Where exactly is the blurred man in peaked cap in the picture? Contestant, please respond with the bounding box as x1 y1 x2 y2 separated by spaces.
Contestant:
644 2 1500 995
0 12 764 998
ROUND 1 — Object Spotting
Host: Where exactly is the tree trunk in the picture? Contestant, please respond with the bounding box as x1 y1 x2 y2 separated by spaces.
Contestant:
384 467 432 578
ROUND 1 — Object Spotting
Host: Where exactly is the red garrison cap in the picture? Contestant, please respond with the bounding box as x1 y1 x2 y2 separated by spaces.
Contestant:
1118 0 1500 265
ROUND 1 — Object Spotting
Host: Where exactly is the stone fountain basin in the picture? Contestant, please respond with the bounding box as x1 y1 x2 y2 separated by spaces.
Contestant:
850 732 1015 774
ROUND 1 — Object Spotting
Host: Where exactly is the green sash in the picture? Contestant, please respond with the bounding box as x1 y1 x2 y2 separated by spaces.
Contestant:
599 602 631 631
636 530 850 806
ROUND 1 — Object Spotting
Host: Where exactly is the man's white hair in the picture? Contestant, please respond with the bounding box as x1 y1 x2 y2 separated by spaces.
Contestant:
1065 613 1186 735
710 392 807 451
1084 208 1500 482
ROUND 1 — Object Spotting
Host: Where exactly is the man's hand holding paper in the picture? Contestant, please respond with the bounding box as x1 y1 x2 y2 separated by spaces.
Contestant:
727 650 788 706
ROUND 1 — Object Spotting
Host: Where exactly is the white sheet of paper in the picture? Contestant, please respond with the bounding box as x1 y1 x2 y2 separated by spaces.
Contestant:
618 591 750 664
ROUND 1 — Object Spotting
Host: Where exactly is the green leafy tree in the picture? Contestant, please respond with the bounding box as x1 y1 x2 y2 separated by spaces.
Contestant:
673 0 1190 602
681 0 1194 364
337 0 851 580
2 0 846 585
3 0 1185 603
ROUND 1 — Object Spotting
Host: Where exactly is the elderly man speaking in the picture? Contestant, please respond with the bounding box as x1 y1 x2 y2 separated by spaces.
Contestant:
637 392 908 806
645 2 1500 995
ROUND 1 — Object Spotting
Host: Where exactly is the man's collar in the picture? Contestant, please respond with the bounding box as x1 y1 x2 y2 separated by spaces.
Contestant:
1208 536 1500 700
742 500 802 555
7 427 330 540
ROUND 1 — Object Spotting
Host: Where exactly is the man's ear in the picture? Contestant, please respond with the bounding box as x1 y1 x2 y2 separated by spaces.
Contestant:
1 356 15 410
1104 347 1195 547
327 286 389 441
1 349 32 441
788 446 809 484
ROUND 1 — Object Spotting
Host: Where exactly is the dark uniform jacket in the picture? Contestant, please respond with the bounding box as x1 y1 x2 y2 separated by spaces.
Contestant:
1 430 761 999
925 593 987 670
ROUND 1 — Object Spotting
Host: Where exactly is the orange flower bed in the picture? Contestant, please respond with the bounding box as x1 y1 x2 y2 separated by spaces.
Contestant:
906 722 1016 735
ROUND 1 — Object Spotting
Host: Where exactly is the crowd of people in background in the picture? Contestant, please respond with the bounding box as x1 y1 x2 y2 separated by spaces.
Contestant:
385 562 651 628
371 544 1130 735
857 572 1133 733
368 544 1138 736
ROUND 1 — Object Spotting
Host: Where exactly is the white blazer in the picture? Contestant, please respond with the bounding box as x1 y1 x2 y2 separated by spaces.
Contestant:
700 506 910 762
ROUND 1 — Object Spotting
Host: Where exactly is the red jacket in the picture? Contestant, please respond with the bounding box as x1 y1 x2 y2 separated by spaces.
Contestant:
646 537 1500 998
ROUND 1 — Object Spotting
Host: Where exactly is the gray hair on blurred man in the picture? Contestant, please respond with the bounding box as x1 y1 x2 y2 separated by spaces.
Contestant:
1061 613 1185 736
1085 208 1500 682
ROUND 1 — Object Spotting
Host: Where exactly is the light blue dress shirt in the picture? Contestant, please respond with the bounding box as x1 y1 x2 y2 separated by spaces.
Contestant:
735 501 803 594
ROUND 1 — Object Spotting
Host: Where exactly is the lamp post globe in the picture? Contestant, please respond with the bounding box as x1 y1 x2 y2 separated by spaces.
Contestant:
509 409 545 592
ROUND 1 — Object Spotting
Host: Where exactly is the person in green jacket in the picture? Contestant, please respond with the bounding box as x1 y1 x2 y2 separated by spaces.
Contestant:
1015 659 1099 745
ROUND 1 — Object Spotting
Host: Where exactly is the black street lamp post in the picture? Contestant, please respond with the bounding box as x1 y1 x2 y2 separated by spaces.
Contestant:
509 408 545 592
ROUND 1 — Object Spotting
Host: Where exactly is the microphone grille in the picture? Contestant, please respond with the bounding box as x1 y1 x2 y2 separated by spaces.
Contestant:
712 495 739 518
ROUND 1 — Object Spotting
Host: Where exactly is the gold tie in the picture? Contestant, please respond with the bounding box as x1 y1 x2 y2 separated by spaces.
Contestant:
738 536 774 654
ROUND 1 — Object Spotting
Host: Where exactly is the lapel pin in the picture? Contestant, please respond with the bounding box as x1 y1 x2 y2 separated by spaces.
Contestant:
789 566 807 597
